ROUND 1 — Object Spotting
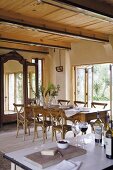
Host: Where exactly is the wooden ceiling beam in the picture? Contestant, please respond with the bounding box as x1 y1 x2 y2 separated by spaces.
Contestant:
0 9 108 43
0 41 49 54
43 0 113 21
0 33 71 49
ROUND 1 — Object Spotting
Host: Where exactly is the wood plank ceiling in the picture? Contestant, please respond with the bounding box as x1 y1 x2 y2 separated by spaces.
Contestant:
0 0 113 52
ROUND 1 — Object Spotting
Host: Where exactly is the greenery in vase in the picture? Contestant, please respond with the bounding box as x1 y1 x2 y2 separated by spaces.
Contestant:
44 83 60 98
29 82 60 99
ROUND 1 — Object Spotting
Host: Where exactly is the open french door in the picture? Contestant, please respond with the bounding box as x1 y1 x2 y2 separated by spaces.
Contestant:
75 66 93 107
75 64 111 114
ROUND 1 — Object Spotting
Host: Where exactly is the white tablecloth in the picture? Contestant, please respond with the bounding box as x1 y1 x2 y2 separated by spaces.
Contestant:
65 108 80 117
64 107 91 117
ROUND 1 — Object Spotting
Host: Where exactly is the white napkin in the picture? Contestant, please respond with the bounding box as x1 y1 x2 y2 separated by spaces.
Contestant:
54 160 82 170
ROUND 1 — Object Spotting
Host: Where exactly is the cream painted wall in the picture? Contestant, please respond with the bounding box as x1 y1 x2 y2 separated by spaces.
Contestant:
71 40 113 66
49 49 72 101
109 35 113 50
65 50 72 101
0 49 11 55
56 50 66 100
49 49 66 100
4 60 23 73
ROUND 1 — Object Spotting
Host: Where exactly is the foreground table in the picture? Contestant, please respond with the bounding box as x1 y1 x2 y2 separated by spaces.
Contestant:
4 134 113 170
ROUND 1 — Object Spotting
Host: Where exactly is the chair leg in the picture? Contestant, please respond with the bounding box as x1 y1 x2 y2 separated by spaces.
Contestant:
62 131 65 139
42 127 46 143
52 129 54 141
90 123 94 132
55 130 57 141
44 127 47 139
23 123 26 141
33 125 38 142
23 122 29 141
45 130 48 140
16 123 19 137
28 125 30 136
48 126 50 131
35 123 38 137
25 123 28 134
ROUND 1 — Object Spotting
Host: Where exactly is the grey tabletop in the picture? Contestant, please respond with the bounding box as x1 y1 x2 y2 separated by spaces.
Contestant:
5 134 113 170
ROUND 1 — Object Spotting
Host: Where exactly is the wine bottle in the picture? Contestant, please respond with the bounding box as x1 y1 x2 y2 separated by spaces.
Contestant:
106 120 113 159
93 112 103 144
104 113 110 149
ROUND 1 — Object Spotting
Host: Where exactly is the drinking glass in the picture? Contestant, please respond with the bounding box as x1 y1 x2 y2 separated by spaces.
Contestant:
79 122 88 146
72 122 81 146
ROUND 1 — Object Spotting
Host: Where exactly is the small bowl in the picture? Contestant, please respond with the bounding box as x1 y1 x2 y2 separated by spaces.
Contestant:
57 140 69 149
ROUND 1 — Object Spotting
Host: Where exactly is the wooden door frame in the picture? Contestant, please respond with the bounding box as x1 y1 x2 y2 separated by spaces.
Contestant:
74 65 93 106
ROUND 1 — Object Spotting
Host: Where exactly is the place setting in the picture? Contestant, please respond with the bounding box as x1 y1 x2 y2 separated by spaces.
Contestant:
24 137 86 169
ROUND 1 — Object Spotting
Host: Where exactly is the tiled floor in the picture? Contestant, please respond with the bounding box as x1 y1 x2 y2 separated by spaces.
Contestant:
0 123 17 133
0 122 92 153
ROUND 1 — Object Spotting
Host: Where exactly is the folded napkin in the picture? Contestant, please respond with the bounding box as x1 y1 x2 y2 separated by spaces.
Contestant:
54 160 82 170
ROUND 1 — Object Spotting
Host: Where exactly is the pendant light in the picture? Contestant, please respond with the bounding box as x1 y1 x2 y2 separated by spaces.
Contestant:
56 49 63 72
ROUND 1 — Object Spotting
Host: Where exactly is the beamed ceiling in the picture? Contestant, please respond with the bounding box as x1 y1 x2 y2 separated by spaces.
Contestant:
1 0 113 53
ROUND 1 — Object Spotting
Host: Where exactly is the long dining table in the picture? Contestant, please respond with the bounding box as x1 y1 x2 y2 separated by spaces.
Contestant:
22 105 109 143
63 107 109 125
27 105 109 125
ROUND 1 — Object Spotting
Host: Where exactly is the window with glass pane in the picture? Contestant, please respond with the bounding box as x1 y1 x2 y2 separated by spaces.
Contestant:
27 64 36 99
28 74 30 98
16 73 23 104
31 73 35 98
38 59 43 87
93 64 110 103
30 58 43 97
9 74 14 110
76 68 85 101
87 67 93 107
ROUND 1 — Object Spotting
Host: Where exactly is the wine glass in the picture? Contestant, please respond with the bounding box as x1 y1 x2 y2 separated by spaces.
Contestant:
79 122 88 135
79 122 88 146
72 122 81 146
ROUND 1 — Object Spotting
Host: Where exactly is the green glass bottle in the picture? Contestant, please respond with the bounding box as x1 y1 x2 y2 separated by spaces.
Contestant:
106 120 113 159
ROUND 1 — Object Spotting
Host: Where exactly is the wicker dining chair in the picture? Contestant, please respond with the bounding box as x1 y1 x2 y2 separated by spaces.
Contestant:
24 106 34 134
57 99 70 105
91 102 108 109
74 101 88 107
14 103 34 140
32 106 52 143
13 103 31 138
50 108 72 141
